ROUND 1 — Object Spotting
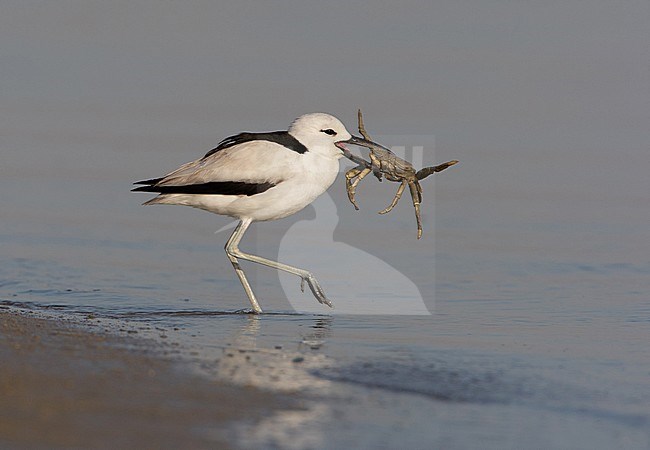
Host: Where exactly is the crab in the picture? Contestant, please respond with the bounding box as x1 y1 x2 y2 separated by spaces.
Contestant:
342 109 458 239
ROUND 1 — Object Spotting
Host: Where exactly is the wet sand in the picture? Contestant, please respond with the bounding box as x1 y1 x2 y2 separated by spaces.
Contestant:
0 310 292 449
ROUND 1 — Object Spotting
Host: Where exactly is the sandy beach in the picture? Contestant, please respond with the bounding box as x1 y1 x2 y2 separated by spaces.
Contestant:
0 309 292 449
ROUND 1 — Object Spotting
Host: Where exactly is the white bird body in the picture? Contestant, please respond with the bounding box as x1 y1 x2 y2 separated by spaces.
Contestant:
133 112 378 313
141 114 347 221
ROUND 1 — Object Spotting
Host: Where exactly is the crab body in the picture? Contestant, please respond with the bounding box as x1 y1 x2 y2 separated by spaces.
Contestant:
344 110 457 239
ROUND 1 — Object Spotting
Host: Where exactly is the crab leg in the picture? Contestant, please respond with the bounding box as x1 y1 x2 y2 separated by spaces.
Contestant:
345 166 373 210
408 180 424 239
416 160 459 180
378 180 407 215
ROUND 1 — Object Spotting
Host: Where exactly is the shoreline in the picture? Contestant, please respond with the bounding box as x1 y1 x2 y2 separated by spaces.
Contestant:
0 308 293 449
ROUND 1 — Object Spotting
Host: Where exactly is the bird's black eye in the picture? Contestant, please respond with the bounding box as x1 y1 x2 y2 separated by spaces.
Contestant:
320 128 337 136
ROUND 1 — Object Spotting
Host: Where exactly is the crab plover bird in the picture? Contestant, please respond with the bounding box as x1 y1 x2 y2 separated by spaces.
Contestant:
133 112 381 313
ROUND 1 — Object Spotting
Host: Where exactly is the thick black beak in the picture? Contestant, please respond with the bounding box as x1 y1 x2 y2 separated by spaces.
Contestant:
335 135 390 152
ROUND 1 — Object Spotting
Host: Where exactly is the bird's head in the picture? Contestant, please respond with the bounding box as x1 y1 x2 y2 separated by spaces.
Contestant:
288 113 380 157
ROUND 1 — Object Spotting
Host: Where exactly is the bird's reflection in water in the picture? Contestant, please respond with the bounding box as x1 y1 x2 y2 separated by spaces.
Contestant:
225 314 333 353
217 314 334 393
228 314 262 350
215 314 335 446
300 317 333 351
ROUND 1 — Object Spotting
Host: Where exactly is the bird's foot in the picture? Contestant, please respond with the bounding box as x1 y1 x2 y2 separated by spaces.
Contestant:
300 274 333 308
233 308 261 315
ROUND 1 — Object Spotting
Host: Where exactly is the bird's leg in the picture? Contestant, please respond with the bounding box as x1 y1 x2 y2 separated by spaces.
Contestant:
225 219 333 309
225 219 263 313
407 180 424 239
378 180 407 215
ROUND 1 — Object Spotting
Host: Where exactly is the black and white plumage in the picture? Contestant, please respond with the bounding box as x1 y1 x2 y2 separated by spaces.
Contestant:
133 112 380 313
